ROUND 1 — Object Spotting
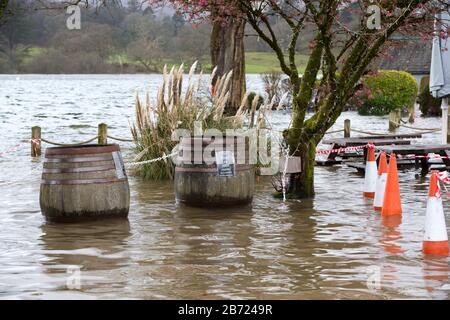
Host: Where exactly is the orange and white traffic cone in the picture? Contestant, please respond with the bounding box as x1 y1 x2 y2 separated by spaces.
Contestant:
382 153 402 216
374 151 388 211
363 143 377 198
423 171 449 256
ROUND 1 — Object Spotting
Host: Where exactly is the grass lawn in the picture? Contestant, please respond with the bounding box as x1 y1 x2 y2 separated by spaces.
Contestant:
20 49 309 74
108 52 308 74
245 52 309 74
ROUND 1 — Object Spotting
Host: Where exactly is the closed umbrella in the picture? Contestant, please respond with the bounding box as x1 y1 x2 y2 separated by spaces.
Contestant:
430 10 450 143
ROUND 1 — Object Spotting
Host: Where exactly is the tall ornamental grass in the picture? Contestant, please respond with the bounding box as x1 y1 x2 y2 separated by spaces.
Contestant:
131 62 271 180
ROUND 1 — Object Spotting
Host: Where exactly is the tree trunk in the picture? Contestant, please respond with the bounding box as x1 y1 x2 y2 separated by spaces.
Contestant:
284 135 316 198
211 17 246 115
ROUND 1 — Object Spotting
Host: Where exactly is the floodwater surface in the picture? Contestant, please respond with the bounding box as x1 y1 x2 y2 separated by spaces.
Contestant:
0 75 449 299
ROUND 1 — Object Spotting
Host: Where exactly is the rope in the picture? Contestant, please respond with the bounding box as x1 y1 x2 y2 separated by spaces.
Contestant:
350 128 388 136
125 151 178 167
107 135 134 143
39 136 98 147
324 129 344 135
390 121 441 132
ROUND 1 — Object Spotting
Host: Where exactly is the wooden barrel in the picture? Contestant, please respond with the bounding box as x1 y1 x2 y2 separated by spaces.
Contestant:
174 136 254 207
40 144 130 222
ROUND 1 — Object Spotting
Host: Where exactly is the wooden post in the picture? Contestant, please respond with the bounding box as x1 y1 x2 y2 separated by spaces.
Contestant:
98 123 108 145
31 126 41 157
441 98 450 144
389 111 400 132
447 107 450 145
344 119 351 138
408 103 417 124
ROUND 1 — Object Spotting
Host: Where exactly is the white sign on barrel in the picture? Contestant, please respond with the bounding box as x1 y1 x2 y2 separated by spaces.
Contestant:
215 150 235 177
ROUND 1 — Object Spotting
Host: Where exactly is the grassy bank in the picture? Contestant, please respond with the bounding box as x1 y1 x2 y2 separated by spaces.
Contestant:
2 48 309 74
245 52 308 74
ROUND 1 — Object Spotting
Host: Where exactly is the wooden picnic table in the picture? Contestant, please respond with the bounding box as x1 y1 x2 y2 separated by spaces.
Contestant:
319 138 412 165
351 133 422 140
322 138 412 148
375 144 450 174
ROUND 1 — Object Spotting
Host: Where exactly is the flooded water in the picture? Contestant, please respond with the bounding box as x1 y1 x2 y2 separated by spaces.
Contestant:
1 74 449 299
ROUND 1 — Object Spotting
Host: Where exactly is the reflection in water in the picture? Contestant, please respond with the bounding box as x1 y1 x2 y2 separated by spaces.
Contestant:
380 216 403 255
422 256 450 300
40 219 131 271
1 75 450 299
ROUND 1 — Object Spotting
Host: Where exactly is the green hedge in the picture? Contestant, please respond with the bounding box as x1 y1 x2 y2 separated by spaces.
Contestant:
358 96 396 116
357 70 418 116
418 75 442 117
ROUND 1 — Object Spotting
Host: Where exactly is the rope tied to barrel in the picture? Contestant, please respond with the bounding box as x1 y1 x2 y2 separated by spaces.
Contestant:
125 151 178 167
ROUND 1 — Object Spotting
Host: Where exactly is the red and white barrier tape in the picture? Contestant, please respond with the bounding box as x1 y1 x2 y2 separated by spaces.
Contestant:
316 143 372 155
403 154 450 160
1 139 39 158
0 144 23 158
435 171 450 198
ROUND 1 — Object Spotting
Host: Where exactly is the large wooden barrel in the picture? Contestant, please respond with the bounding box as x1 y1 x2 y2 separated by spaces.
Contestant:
40 144 130 222
174 136 254 207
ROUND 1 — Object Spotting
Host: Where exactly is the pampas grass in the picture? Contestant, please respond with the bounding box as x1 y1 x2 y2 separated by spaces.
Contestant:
131 62 264 180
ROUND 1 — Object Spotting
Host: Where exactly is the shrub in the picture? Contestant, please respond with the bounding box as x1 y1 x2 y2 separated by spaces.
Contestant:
358 96 397 116
418 75 442 117
357 70 418 116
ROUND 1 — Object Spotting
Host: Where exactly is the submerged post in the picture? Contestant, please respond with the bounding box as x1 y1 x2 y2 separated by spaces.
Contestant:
31 126 41 157
344 119 351 138
389 111 400 132
98 123 108 145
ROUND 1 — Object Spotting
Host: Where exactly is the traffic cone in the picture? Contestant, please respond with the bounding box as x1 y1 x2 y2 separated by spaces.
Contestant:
363 143 377 198
382 153 402 216
423 171 449 256
374 152 388 211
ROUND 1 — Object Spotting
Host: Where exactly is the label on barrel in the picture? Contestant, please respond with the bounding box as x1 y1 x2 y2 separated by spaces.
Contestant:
112 151 127 179
216 150 235 177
